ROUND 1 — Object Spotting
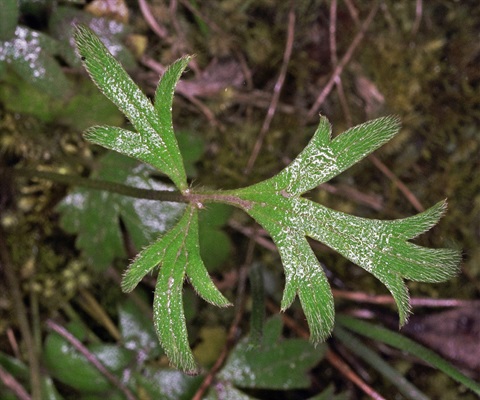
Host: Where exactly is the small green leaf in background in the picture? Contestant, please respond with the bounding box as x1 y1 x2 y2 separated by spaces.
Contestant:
218 316 325 390
136 368 203 400
57 152 185 271
199 203 233 272
0 26 72 98
118 299 159 356
176 130 205 177
49 6 136 69
0 0 18 40
307 385 349 400
0 71 123 130
43 332 133 393
205 382 259 400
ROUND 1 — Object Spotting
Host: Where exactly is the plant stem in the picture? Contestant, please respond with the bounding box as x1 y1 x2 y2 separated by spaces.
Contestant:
14 168 188 203
13 168 255 210
0 365 31 400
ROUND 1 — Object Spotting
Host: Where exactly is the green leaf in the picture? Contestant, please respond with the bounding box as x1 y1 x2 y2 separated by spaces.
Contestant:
0 70 123 129
229 116 461 340
122 204 231 373
198 203 233 271
50 6 136 69
136 368 203 400
303 199 460 324
0 0 18 40
118 300 158 355
205 383 259 400
0 351 65 400
176 130 205 177
73 24 188 191
57 152 185 271
219 316 325 390
43 332 133 393
0 26 72 98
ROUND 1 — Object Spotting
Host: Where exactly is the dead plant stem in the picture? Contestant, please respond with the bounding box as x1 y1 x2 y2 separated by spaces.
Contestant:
307 3 379 120
0 227 42 400
46 320 136 400
245 3 296 174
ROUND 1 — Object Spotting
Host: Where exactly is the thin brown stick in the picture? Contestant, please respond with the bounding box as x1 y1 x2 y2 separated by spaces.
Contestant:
411 0 423 36
138 0 168 39
368 155 425 212
228 220 276 252
46 320 136 400
0 364 31 400
307 3 379 120
168 0 199 74
329 0 338 65
333 290 479 308
140 56 221 127
192 238 256 400
342 0 360 26
320 183 384 210
0 227 42 400
6 328 21 360
329 0 353 126
326 349 387 400
245 4 296 174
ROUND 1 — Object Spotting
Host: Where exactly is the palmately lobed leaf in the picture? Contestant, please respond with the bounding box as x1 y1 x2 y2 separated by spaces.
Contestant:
121 205 230 373
73 24 188 191
73 30 461 371
231 116 460 335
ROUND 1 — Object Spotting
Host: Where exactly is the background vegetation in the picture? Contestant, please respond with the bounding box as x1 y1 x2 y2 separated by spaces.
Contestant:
0 0 479 399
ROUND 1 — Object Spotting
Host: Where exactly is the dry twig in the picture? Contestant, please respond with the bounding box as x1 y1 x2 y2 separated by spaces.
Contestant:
307 3 379 120
329 0 353 125
411 0 423 36
138 0 168 39
46 320 136 400
245 4 296 174
333 290 479 308
0 365 31 400
369 155 425 212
